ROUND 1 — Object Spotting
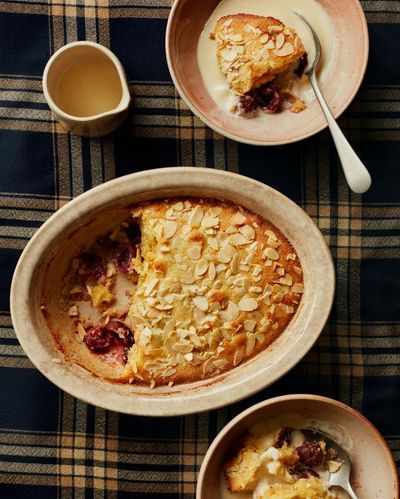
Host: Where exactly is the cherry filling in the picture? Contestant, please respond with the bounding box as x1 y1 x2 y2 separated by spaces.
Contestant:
80 252 105 281
112 243 135 273
238 83 282 117
296 441 324 467
237 53 308 117
83 320 134 364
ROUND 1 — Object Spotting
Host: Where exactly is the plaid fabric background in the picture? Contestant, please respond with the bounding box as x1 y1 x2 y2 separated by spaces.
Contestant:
0 0 399 497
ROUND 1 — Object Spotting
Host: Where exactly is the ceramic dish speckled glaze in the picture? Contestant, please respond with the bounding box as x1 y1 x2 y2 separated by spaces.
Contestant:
166 0 369 145
11 168 334 416
197 394 399 499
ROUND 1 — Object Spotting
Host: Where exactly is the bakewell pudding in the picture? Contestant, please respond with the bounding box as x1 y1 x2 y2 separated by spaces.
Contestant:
211 14 308 116
51 198 304 387
223 420 351 498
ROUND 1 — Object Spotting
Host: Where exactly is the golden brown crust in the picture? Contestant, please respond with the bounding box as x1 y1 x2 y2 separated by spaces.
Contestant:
213 14 305 95
60 198 304 387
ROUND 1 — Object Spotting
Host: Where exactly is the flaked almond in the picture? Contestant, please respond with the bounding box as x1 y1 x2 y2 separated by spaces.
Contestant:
163 319 175 335
291 283 304 293
163 220 178 239
218 249 232 264
193 295 209 312
239 225 255 240
221 47 238 62
189 205 204 227
269 25 283 33
264 247 279 260
233 348 244 366
267 237 281 249
195 258 208 276
294 265 302 275
259 33 269 44
184 352 194 362
208 262 216 280
188 245 202 260
229 33 243 43
246 333 256 356
203 357 216 374
202 215 219 228
280 274 293 286
265 39 276 49
231 211 247 226
244 319 256 332
144 278 159 296
220 301 239 321
173 342 193 354
181 275 195 285
274 43 294 57
172 201 184 211
266 229 277 241
229 233 250 246
230 254 240 273
163 367 176 378
238 297 258 312
208 237 219 251
275 32 285 49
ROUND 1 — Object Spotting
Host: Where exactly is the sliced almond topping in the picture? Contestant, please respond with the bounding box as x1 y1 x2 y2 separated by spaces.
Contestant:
291 283 304 294
230 254 240 273
239 225 255 240
181 275 195 285
184 352 194 362
163 367 176 378
229 233 250 246
275 33 285 49
172 201 184 211
246 333 256 356
163 319 175 335
264 247 279 260
188 245 202 260
294 265 302 275
259 33 269 44
266 229 277 241
233 349 244 366
238 297 258 312
267 237 281 249
144 278 159 296
280 274 293 286
244 320 256 332
189 205 204 227
203 357 216 374
255 331 266 344
163 220 178 239
269 25 283 33
221 47 238 62
277 267 285 276
231 212 246 225
286 253 296 260
173 342 193 354
249 286 262 293
208 262 216 280
274 43 294 57
220 301 239 321
218 249 232 264
202 216 219 228
209 237 219 251
265 39 276 49
195 258 208 276
193 295 209 312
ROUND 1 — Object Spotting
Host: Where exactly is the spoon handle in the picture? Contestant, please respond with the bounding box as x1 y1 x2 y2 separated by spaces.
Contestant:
308 72 372 194
345 484 359 499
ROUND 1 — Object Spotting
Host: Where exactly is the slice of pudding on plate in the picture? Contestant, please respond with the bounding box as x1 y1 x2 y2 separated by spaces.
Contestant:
211 14 308 116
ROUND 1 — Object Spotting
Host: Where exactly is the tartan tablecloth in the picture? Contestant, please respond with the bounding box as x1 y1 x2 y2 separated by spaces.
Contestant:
0 0 399 497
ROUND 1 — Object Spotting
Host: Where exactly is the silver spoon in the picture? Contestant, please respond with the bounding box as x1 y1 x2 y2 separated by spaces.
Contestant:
294 13 372 194
300 427 358 498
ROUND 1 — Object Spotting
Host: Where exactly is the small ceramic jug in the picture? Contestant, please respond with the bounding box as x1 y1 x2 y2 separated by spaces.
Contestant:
43 41 131 137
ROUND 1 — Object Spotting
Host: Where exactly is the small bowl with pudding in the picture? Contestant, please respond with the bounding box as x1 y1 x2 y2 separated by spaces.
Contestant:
166 0 369 145
197 394 399 498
